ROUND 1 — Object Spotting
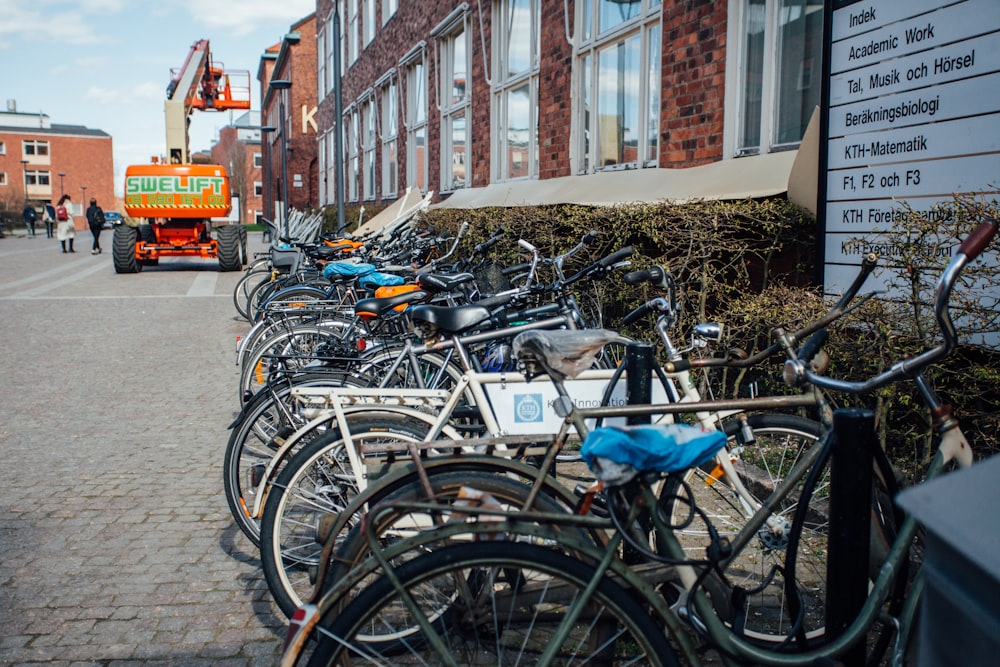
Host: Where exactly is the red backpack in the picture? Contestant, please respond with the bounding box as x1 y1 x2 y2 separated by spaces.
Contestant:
56 205 69 221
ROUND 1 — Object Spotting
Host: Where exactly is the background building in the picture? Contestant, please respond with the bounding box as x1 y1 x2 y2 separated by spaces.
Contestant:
0 101 114 228
310 0 822 211
259 14 320 230
210 111 265 224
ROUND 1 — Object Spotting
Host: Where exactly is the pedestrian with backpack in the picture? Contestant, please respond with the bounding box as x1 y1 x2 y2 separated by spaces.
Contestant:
43 202 56 238
55 194 76 253
85 198 106 254
22 203 37 237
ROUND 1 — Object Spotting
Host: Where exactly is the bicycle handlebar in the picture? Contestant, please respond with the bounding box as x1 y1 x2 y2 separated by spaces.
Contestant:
787 218 998 394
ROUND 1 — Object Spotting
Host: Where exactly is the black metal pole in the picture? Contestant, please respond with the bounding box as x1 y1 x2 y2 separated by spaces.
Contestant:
332 3 346 235
279 93 290 239
625 343 654 425
825 407 874 665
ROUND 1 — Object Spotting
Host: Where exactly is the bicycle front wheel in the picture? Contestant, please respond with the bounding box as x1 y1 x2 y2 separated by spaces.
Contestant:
307 541 680 667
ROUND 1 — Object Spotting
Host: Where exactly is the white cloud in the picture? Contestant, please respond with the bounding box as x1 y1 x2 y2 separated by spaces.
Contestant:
173 0 315 36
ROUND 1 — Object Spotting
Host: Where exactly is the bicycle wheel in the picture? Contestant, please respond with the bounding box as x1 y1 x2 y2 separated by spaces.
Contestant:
320 470 585 651
259 414 437 617
238 321 354 402
233 267 271 320
661 413 829 643
306 541 680 666
223 370 371 545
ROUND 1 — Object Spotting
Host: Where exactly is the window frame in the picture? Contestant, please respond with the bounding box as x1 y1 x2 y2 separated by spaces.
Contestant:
22 139 50 157
345 107 360 202
362 95 377 200
436 14 471 191
492 0 540 182
380 76 399 198
724 0 823 158
574 0 661 174
381 0 398 25
404 54 429 194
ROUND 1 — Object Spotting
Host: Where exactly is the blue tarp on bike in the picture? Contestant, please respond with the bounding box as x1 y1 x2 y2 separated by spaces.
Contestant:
581 424 725 485
322 262 376 279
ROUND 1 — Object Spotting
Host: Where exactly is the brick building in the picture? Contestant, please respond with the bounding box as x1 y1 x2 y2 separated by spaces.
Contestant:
259 14 320 229
0 103 114 229
311 0 822 211
210 111 265 224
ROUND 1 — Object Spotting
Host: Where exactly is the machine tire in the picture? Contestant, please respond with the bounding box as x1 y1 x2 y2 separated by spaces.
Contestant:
238 225 248 265
217 225 242 272
112 225 141 273
137 224 157 244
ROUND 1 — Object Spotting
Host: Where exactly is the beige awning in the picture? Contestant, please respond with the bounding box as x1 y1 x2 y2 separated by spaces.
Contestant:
433 151 799 210
352 187 433 238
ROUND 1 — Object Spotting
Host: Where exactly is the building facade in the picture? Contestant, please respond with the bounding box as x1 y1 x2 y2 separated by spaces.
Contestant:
259 14 320 228
210 111 265 224
0 104 114 228
312 0 822 208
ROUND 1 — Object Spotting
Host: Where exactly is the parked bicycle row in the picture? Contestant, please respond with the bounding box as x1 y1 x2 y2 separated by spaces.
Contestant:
220 213 998 665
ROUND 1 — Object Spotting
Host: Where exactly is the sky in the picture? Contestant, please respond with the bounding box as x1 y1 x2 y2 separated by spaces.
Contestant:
0 0 315 194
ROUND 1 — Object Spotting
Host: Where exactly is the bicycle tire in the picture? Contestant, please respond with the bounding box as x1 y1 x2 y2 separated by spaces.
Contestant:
306 541 680 666
659 413 849 644
318 470 581 643
223 370 372 545
259 414 437 617
238 322 354 402
233 267 271 320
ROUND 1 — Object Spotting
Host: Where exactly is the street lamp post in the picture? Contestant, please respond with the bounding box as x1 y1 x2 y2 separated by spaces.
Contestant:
269 79 292 241
20 160 29 206
332 3 346 235
58 172 66 197
260 125 276 241
80 186 87 223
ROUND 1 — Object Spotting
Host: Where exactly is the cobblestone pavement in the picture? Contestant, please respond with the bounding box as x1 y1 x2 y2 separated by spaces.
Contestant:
0 231 283 666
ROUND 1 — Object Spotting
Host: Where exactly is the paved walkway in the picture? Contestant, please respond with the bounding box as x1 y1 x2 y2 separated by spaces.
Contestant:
0 230 282 665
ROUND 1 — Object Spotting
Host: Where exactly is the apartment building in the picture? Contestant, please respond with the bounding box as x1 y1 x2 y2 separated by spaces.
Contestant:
0 102 114 227
259 14 320 227
312 0 822 209
210 111 266 224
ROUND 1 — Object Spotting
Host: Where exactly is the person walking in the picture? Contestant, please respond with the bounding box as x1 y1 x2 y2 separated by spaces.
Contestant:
22 203 37 237
55 194 76 253
42 202 56 238
85 198 106 254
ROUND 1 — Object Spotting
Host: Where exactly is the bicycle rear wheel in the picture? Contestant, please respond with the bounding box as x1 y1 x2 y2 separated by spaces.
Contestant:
661 413 828 642
307 541 680 666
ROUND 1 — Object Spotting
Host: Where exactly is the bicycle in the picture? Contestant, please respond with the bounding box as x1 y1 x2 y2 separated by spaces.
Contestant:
279 217 995 666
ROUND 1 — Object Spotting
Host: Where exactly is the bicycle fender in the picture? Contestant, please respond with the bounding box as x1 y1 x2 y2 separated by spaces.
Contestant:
939 427 973 468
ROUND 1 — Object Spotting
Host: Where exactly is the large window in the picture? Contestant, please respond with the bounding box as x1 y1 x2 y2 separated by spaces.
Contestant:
348 0 359 64
382 0 397 25
728 0 823 156
381 78 399 198
576 0 660 172
318 21 328 99
494 0 540 181
25 170 51 186
22 139 49 157
362 97 376 200
405 56 428 193
346 109 359 201
363 0 375 47
438 19 470 190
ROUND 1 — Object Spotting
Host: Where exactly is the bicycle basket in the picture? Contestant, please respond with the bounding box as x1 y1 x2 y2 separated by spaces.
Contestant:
473 261 511 295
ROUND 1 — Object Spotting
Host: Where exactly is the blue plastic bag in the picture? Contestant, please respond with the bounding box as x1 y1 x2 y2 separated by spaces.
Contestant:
581 423 726 485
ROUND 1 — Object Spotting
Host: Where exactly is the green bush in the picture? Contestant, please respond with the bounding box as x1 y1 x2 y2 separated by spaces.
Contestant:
324 196 1000 473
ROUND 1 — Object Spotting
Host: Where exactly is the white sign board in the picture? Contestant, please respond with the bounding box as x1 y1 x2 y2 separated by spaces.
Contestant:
822 0 1000 293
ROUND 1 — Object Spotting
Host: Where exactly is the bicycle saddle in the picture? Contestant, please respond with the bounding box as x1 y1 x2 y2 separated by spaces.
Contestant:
512 329 627 381
408 304 492 336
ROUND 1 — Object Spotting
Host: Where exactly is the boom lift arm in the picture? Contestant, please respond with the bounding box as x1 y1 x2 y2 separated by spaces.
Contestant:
164 39 251 164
